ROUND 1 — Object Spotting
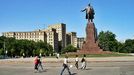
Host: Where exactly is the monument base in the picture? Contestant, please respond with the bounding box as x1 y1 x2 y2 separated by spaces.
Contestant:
68 22 111 54
80 22 102 54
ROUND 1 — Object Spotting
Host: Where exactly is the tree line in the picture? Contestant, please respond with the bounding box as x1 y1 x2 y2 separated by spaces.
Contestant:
98 31 134 53
0 36 53 57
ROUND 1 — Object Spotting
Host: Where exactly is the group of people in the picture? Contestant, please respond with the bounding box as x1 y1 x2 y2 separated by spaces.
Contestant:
75 54 86 70
34 56 43 72
34 54 87 75
61 54 87 75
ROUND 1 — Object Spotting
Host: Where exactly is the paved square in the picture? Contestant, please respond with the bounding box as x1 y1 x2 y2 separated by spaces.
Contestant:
0 61 134 75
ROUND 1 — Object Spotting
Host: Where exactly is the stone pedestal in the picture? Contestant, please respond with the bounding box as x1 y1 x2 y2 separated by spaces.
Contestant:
79 22 102 54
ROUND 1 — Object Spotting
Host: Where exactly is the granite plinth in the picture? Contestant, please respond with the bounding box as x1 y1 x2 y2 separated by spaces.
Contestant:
79 22 102 54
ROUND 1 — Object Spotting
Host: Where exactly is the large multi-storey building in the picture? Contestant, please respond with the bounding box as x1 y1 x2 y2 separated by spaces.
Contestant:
66 32 77 47
3 23 66 52
77 37 85 49
3 30 47 42
3 29 59 52
47 23 66 49
45 28 58 52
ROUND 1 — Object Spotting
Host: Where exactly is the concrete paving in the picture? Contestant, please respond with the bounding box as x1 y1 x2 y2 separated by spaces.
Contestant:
0 62 134 75
1 56 134 63
0 56 134 75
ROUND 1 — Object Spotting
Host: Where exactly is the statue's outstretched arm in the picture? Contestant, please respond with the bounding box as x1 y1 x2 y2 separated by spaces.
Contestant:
81 8 86 12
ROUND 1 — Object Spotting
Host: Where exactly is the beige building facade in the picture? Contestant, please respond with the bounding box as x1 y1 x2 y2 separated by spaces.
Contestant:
47 23 66 49
45 28 58 52
3 30 47 42
3 23 66 53
77 37 85 49
66 32 77 47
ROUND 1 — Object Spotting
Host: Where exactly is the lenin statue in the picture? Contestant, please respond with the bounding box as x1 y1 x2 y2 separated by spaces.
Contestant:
81 4 95 22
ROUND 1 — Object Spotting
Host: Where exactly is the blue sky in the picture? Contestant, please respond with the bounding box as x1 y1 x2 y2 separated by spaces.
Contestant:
0 0 134 41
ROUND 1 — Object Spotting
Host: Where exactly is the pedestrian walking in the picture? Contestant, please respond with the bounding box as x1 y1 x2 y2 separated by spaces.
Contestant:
34 56 39 72
80 54 86 69
60 56 71 75
75 55 79 69
38 56 43 71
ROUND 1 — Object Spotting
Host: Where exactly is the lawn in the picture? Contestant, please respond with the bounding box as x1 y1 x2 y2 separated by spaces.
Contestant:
60 53 131 58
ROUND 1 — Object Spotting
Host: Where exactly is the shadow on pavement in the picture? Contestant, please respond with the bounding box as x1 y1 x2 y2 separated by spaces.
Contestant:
71 73 77 75
37 69 49 73
85 68 92 70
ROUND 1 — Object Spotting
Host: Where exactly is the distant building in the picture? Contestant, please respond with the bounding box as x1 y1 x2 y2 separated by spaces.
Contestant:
3 30 47 42
47 23 66 50
3 29 59 52
3 23 66 53
66 32 77 47
2 32 15 38
45 28 58 52
77 37 85 49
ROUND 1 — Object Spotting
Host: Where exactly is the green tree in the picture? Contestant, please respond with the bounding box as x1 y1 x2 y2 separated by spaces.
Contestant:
35 41 53 56
0 36 54 57
0 36 6 49
45 44 53 56
62 44 77 53
32 49 38 56
20 49 25 56
119 39 134 53
10 48 15 57
0 48 4 55
98 31 118 52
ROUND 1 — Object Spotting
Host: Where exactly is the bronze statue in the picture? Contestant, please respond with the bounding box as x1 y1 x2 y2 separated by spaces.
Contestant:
81 4 95 22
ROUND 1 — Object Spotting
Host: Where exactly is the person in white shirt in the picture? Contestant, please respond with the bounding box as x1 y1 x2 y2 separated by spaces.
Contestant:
60 56 71 75
75 55 79 69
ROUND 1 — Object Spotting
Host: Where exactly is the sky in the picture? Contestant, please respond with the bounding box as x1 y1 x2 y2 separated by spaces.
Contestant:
0 0 134 41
